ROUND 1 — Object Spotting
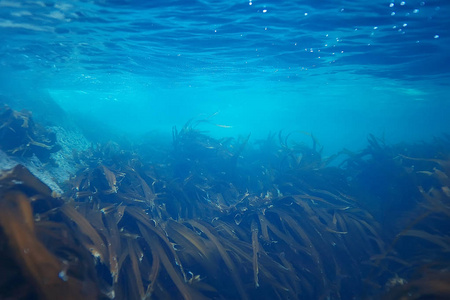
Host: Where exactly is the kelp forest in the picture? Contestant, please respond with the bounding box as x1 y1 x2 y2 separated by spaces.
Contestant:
1 106 449 299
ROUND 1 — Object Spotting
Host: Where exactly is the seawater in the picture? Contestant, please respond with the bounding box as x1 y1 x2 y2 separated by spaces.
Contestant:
1 1 450 299
0 0 449 151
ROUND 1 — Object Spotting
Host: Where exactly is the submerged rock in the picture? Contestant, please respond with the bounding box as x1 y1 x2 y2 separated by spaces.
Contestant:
0 105 61 162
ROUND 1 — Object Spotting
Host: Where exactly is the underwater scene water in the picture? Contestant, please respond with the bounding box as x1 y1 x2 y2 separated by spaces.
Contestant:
1 0 450 299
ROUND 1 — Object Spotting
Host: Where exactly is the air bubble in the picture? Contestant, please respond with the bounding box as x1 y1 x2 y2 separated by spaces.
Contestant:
59 270 68 281
434 35 439 39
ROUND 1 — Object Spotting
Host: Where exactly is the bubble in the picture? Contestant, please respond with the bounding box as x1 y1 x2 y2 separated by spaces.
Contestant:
420 2 425 6
391 12 396 16
304 12 308 16
413 9 419 13
234 213 242 225
434 35 439 39
403 23 407 27
262 9 267 13
400 1 406 5
389 3 394 8
59 270 68 281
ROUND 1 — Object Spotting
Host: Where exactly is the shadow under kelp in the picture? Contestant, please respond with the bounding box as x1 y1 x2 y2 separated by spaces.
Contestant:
341 134 450 298
1 117 450 300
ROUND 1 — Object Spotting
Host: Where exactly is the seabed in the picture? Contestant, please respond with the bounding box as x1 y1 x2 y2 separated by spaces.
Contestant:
0 104 449 299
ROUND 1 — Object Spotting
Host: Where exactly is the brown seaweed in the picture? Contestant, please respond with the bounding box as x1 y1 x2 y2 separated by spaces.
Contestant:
2 126 450 300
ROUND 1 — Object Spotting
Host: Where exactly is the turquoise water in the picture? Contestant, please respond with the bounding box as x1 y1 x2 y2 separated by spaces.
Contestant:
1 0 449 153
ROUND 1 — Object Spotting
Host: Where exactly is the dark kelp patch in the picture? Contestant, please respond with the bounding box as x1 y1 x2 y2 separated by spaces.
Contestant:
1 124 450 299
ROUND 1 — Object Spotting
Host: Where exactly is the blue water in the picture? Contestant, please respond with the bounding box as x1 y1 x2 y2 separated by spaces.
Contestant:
1 0 449 153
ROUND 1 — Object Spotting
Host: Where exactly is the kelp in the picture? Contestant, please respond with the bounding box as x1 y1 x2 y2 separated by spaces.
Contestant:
3 123 450 299
384 270 450 300
341 135 450 298
0 165 98 300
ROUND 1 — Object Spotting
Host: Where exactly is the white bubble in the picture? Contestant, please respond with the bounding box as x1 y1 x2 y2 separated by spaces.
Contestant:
304 12 308 16
59 270 68 281
413 9 419 13
403 23 407 27
391 12 396 16
434 35 439 39
262 9 267 13
400 1 406 6
373 26 378 30
389 3 394 8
